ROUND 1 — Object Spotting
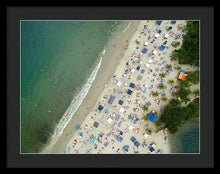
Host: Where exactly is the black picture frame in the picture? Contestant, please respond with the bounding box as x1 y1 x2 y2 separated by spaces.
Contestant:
6 6 214 168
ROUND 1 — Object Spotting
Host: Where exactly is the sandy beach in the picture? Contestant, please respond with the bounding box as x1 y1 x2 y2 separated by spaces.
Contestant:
47 20 199 154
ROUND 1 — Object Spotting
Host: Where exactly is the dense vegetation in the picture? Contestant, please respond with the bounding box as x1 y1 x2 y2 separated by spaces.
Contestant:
156 98 199 133
153 21 200 134
172 21 199 66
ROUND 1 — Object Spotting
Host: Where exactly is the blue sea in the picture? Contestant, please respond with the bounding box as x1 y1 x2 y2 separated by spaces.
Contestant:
20 20 130 153
168 118 200 153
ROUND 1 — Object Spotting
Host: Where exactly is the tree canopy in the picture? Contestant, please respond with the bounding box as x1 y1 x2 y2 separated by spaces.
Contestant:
172 21 199 66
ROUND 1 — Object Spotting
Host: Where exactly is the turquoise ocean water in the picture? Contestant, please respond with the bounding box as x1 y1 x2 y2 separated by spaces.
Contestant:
20 20 129 153
169 118 200 153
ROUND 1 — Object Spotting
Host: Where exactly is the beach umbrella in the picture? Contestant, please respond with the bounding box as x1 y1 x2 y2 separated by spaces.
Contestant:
75 125 79 130
126 62 129 65
144 41 149 46
154 42 159 48
148 53 152 57
105 84 108 87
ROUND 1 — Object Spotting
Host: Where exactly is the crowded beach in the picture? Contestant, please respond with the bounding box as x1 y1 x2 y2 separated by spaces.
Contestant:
65 20 198 154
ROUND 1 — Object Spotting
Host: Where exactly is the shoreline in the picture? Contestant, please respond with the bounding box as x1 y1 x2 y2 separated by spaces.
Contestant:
44 21 140 153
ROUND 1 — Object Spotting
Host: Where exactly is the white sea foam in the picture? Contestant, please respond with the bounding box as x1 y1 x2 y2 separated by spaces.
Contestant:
122 22 131 33
41 55 103 153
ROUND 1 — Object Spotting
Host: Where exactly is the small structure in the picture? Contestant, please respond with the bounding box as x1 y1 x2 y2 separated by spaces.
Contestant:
164 33 169 39
108 95 115 105
131 69 135 73
116 81 122 87
119 107 124 113
144 133 149 138
155 33 159 38
156 20 162 25
145 63 150 68
130 136 136 142
127 89 133 95
129 83 135 88
118 100 124 105
148 111 158 122
107 117 113 123
148 59 153 64
142 48 148 53
144 41 149 46
153 50 157 55
98 105 104 112
141 69 145 74
178 70 188 80
93 121 99 128
171 20 176 24
123 146 129 153
134 141 141 148
160 45 165 50
129 125 134 130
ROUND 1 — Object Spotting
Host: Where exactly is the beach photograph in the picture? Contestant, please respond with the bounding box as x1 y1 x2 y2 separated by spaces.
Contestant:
20 20 200 154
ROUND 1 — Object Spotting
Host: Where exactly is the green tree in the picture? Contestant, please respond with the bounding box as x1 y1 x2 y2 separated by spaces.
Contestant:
173 86 191 103
143 114 150 121
166 64 172 70
142 105 149 112
173 21 199 66
168 79 175 86
146 128 153 135
180 79 191 88
161 96 168 102
186 70 199 84
158 83 165 90
160 73 166 79
152 91 159 98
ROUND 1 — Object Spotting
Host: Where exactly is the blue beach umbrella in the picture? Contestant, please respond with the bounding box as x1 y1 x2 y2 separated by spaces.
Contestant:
75 125 79 130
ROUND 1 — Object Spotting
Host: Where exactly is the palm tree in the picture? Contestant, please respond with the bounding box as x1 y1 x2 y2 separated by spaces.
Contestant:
152 91 159 98
158 83 165 90
142 105 149 112
177 66 182 71
168 79 175 86
143 115 150 121
154 111 159 116
166 64 172 70
161 96 168 102
160 73 166 79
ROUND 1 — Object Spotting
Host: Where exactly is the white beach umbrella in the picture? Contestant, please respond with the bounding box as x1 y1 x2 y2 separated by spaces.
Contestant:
107 117 113 123
144 41 149 46
131 69 135 73
128 125 134 130
165 33 169 38
145 63 150 68
155 33 159 38
116 81 122 87
144 133 149 138
119 108 124 113
153 50 157 55
148 59 153 64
